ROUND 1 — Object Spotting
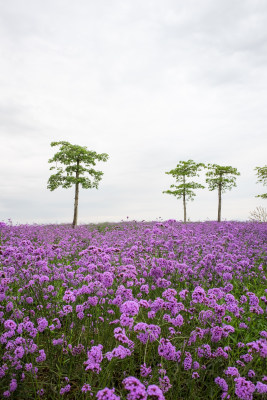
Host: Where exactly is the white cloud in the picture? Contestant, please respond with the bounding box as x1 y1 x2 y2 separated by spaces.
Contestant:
0 0 266 224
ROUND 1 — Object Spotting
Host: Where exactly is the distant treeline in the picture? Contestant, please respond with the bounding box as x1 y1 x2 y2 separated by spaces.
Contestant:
47 141 267 225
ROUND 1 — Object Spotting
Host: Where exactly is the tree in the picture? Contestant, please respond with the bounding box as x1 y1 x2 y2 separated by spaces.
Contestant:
47 141 109 227
255 165 267 199
205 164 240 222
163 160 205 223
249 206 267 222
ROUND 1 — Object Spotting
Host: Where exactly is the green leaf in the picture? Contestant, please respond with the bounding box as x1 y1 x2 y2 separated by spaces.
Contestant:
205 164 240 193
47 141 109 192
255 165 267 199
163 160 205 201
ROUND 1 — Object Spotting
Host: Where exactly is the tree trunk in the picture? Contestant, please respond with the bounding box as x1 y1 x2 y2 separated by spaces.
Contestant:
183 176 186 223
72 160 80 228
218 183 222 222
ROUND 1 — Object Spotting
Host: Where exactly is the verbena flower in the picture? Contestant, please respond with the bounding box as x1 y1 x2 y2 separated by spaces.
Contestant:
123 376 147 400
105 345 131 361
120 301 140 317
140 363 152 377
234 377 255 400
147 384 165 399
159 376 172 392
256 382 267 394
158 338 177 361
84 344 103 373
215 377 228 392
96 387 120 399
224 367 240 377
60 384 71 395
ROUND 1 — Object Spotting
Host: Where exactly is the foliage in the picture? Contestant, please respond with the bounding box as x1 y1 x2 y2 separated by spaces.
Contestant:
249 206 267 222
255 165 267 199
47 141 109 227
163 160 205 201
163 182 205 201
47 141 109 191
205 164 240 192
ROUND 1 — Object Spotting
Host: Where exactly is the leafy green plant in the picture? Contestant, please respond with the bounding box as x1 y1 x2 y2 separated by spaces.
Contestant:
205 164 240 222
47 141 109 227
163 160 205 223
255 165 267 199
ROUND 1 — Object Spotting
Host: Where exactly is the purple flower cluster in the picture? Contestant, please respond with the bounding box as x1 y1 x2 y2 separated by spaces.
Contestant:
234 377 255 400
158 338 178 361
120 301 140 316
96 387 120 400
84 344 103 373
134 323 161 344
0 220 266 399
123 377 147 400
105 345 131 361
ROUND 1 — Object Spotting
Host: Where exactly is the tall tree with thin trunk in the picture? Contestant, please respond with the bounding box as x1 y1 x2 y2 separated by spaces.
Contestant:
255 165 267 199
163 160 205 222
47 141 109 227
205 164 240 222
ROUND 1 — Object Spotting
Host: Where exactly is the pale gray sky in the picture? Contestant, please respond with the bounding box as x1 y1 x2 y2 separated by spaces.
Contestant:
0 0 266 224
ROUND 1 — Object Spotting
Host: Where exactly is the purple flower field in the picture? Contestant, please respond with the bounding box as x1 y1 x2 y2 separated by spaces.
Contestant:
0 221 266 399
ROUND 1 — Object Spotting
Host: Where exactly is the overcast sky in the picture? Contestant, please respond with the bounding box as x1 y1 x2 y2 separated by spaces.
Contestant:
0 0 267 224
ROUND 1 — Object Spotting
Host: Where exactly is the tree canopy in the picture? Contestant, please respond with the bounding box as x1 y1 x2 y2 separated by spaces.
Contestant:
255 165 267 199
205 164 240 192
47 141 109 227
163 160 205 222
47 141 109 191
205 164 240 222
164 160 205 198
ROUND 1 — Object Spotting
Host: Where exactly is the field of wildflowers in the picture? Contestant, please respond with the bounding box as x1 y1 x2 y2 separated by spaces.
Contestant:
0 220 266 399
